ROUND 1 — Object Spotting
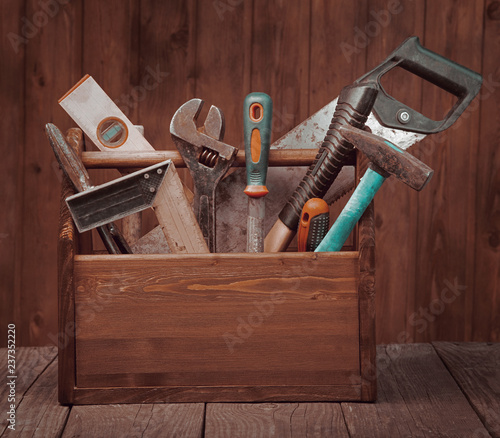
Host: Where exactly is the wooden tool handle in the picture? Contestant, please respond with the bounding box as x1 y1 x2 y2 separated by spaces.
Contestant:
265 84 377 252
152 163 209 254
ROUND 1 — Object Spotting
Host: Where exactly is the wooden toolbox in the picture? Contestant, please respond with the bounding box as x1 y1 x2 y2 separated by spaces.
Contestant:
57 151 376 405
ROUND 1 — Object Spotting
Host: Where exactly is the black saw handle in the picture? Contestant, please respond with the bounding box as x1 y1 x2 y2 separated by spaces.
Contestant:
358 36 483 134
279 84 377 230
278 36 482 231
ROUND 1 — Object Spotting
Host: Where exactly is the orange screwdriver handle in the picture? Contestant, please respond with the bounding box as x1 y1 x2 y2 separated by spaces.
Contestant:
297 198 330 252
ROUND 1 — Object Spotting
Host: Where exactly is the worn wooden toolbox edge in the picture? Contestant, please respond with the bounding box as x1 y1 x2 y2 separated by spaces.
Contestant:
57 171 376 406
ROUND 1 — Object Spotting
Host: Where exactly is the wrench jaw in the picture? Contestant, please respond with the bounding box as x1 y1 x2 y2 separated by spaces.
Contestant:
202 105 225 140
171 98 239 253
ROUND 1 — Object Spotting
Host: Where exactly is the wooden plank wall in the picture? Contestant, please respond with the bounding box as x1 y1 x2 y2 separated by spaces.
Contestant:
0 0 498 347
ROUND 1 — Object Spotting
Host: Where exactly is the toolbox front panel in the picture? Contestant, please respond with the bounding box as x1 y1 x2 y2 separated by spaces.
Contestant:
73 252 361 391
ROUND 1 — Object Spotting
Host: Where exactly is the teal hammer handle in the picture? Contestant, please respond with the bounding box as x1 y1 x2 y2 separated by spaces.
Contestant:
243 92 273 197
315 167 386 252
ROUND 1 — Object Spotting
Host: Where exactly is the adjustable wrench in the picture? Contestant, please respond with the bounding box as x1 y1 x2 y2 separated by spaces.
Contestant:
171 99 238 252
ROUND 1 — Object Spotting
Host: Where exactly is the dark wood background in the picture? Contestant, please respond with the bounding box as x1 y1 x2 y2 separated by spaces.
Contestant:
1 0 498 347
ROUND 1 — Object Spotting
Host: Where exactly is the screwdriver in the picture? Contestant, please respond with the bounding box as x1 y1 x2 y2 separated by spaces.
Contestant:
297 198 329 252
244 92 273 253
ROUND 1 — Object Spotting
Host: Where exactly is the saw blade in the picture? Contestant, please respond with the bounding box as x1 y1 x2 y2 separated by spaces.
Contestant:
272 97 425 152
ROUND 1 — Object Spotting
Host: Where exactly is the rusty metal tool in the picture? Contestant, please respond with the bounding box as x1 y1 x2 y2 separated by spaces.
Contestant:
59 75 208 254
316 126 433 252
214 96 423 254
244 92 273 252
297 198 329 252
65 160 171 233
45 123 131 254
265 36 482 252
171 98 238 252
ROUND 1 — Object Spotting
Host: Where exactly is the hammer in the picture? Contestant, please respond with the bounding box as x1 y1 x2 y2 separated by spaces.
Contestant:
315 125 433 252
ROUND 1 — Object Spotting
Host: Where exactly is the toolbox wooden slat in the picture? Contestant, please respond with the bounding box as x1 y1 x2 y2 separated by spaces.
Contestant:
71 385 364 405
58 152 376 404
58 177 78 405
81 149 322 169
74 253 360 389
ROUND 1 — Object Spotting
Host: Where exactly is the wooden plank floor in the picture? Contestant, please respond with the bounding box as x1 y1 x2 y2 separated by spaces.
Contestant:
0 343 498 437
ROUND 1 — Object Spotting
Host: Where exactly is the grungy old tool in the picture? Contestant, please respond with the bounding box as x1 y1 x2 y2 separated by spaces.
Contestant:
59 74 209 254
244 92 273 253
66 161 171 232
171 98 238 252
316 126 433 252
265 36 483 252
214 95 423 254
45 123 131 254
297 198 329 252
65 159 208 254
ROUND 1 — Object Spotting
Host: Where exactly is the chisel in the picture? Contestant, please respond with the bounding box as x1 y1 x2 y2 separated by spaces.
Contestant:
243 92 273 253
297 198 329 252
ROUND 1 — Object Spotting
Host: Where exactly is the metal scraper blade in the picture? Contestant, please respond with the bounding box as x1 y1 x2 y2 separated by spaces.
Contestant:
66 160 171 233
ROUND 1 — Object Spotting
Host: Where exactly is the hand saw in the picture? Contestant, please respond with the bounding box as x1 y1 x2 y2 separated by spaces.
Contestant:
214 81 422 253
59 75 209 254
265 36 482 252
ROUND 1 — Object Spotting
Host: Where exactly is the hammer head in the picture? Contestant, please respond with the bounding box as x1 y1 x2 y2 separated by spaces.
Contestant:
170 98 238 183
339 125 433 191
